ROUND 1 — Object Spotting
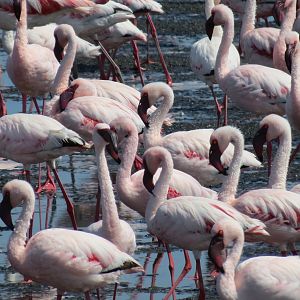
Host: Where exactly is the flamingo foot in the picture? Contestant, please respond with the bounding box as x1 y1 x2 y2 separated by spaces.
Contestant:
36 167 56 194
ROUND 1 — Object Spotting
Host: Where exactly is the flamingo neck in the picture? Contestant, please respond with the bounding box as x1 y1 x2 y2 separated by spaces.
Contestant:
219 130 244 203
145 155 173 225
44 95 60 117
13 0 28 53
205 0 223 37
95 143 122 246
50 32 77 95
217 233 243 300
144 90 174 149
273 0 296 72
240 0 256 42
215 11 234 83
268 128 291 190
8 189 35 275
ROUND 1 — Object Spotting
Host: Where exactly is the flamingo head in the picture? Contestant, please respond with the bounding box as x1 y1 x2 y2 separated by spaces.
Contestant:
13 0 21 21
284 31 299 73
253 114 290 162
0 180 35 231
272 0 293 26
93 123 120 163
59 84 79 111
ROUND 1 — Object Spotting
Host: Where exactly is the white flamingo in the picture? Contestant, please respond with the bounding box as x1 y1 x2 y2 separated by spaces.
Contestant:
143 146 268 300
209 218 300 300
137 82 261 186
0 179 143 300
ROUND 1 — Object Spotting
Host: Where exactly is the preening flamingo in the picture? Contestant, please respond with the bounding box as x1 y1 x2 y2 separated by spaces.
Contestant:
209 124 300 255
190 0 240 126
239 0 279 67
0 179 143 299
273 0 297 73
209 218 300 300
85 123 136 255
6 0 60 113
138 82 261 186
107 117 217 217
0 113 91 230
206 4 290 115
142 146 268 300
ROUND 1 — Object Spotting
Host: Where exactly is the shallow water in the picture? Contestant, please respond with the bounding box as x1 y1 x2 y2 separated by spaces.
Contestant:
0 0 300 299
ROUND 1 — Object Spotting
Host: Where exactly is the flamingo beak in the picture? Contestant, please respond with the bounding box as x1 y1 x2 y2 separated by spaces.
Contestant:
133 154 144 171
97 129 120 163
205 15 215 40
59 84 79 111
272 0 285 26
54 35 64 62
209 141 227 175
13 0 21 21
0 192 14 231
208 230 225 275
143 158 155 194
285 43 296 74
138 93 150 128
252 125 268 163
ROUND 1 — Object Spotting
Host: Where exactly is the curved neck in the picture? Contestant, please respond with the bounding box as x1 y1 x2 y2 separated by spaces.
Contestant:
145 156 173 225
8 191 35 274
217 234 243 300
240 0 256 40
205 0 223 37
50 33 77 95
268 130 291 189
281 0 296 32
13 0 28 52
144 92 174 149
215 12 234 83
219 132 244 203
95 144 121 242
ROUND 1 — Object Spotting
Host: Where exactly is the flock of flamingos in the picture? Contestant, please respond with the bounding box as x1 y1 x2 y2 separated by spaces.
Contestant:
1 0 300 299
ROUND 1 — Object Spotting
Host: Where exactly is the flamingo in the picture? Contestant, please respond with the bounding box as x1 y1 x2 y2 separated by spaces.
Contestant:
0 179 143 300
273 0 297 73
6 0 60 113
209 218 300 300
206 4 290 115
137 82 261 186
239 0 280 67
190 0 240 126
284 32 300 161
209 124 300 255
0 113 91 230
142 146 268 300
85 123 136 255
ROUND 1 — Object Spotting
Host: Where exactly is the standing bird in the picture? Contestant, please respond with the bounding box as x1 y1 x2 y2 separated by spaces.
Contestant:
206 4 290 115
190 0 240 126
6 0 60 113
0 179 143 300
209 218 300 300
143 146 268 300
138 82 261 186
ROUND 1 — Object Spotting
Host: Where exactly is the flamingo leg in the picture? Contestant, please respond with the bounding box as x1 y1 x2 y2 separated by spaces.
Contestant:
22 94 27 113
45 194 53 229
289 143 300 164
165 244 175 299
95 185 101 222
267 141 273 177
113 283 118 300
144 17 155 65
32 97 41 114
131 40 145 86
107 49 118 80
209 86 222 128
222 94 228 126
56 294 63 300
51 167 78 230
98 54 107 80
196 258 205 300
150 252 164 300
146 13 173 86
84 292 91 300
36 165 56 194
163 249 192 300
37 193 42 231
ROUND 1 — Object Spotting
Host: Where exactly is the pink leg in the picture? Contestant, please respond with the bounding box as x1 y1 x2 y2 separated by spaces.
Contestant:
95 185 101 222
98 54 107 80
37 193 42 231
36 165 56 194
289 143 300 165
146 13 173 86
22 94 27 113
143 18 155 65
84 291 91 300
32 97 41 114
113 283 118 300
163 249 192 300
165 244 175 298
209 86 222 128
24 169 31 184
150 252 164 300
195 258 205 300
45 194 53 229
52 167 78 230
267 141 272 177
222 94 228 126
131 40 145 86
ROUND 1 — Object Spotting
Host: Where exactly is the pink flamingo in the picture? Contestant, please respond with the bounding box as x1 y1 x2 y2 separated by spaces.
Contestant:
209 124 300 255
6 0 60 113
138 82 261 186
0 113 91 230
273 0 297 73
209 218 300 300
206 4 290 115
239 0 280 67
142 146 268 300
190 0 240 126
0 179 143 300
85 123 136 255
